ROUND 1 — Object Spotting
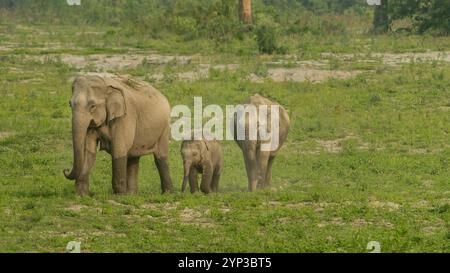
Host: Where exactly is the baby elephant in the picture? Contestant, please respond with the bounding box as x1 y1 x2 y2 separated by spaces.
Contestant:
181 138 224 194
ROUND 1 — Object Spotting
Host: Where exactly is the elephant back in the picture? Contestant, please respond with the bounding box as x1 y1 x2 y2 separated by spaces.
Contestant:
114 75 162 99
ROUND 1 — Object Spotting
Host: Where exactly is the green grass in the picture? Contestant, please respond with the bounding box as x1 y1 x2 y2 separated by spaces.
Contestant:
0 24 449 253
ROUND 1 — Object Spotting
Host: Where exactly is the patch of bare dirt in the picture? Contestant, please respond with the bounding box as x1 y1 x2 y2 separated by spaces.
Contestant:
179 208 216 228
247 73 264 83
249 67 361 83
141 202 179 210
0 44 20 51
18 78 45 84
267 201 338 209
140 203 158 210
369 200 401 211
412 200 432 209
318 217 345 228
422 226 442 235
65 204 88 212
107 200 133 207
379 219 395 229
407 148 445 155
27 53 193 71
321 51 450 65
351 218 368 227
163 63 239 82
316 133 369 153
0 131 14 141
219 207 231 213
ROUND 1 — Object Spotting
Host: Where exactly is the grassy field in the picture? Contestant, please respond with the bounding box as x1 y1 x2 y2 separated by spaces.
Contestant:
0 24 449 253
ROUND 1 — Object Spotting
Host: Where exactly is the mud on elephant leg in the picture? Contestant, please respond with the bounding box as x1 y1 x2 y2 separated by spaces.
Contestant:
112 156 128 194
126 157 140 194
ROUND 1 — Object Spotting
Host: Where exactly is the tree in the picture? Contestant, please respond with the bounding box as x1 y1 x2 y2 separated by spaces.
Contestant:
372 0 390 33
239 0 252 24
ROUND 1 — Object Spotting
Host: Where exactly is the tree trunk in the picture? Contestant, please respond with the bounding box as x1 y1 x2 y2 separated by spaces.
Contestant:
373 0 389 33
239 0 252 24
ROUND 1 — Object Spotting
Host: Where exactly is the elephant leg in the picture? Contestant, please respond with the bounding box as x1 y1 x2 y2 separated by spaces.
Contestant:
154 128 173 193
112 156 128 194
200 162 213 194
189 168 199 193
181 175 189 193
257 150 270 189
242 142 258 191
265 155 275 188
126 157 140 194
211 169 221 193
154 154 173 193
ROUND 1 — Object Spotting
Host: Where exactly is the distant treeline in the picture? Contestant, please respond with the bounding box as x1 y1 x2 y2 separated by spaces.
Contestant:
0 0 448 36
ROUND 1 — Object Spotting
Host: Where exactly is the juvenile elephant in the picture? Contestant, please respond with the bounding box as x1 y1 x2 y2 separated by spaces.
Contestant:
233 94 290 191
63 75 173 196
181 138 223 194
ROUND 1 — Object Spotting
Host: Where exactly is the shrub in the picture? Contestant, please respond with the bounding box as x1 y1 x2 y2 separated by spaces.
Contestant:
255 24 278 54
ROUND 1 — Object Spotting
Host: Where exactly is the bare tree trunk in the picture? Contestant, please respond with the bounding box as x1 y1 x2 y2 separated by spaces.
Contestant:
373 0 389 33
239 0 252 24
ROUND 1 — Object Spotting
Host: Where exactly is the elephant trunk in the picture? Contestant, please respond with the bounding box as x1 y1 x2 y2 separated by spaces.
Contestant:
64 113 90 181
181 161 191 192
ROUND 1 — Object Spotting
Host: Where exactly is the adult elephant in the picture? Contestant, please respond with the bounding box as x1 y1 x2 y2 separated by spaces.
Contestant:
233 94 290 192
63 75 173 196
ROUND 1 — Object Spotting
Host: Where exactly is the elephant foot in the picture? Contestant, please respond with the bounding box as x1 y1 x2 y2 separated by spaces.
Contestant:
200 186 212 194
112 186 127 195
248 181 258 192
126 186 138 195
75 180 89 197
161 187 173 194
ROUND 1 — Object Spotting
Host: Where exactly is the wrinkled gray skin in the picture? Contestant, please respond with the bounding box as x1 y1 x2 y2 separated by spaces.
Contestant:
64 75 173 196
233 94 290 192
181 139 223 194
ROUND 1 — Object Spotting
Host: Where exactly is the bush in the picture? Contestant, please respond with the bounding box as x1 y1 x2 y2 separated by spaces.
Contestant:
255 25 278 54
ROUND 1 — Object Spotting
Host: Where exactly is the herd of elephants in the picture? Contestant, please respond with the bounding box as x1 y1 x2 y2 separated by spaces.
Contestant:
63 75 290 196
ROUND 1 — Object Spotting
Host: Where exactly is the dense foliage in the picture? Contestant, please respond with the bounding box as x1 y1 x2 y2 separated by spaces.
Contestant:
0 0 449 52
391 0 450 34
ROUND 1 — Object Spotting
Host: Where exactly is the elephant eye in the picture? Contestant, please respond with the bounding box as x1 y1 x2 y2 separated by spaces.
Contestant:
89 104 97 112
192 152 198 156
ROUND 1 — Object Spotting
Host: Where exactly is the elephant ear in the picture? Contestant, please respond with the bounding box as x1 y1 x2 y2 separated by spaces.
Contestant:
106 86 126 123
